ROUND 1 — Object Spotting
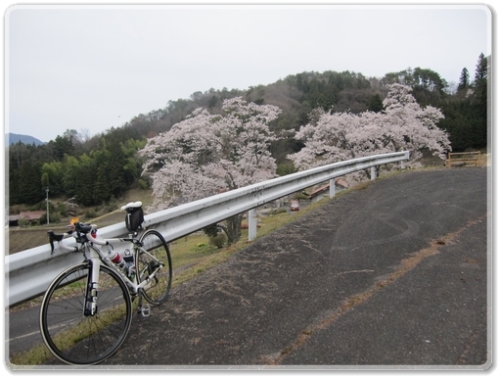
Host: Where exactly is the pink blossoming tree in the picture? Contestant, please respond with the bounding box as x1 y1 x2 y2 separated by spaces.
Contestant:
287 84 451 181
139 97 282 243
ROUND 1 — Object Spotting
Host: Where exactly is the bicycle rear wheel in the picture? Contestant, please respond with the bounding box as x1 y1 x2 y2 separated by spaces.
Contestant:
39 262 132 365
137 229 172 305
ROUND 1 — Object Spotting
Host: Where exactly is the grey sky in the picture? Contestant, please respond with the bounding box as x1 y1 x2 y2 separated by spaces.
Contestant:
5 3 492 143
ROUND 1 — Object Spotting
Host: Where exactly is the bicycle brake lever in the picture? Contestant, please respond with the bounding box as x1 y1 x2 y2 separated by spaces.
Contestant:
47 231 64 255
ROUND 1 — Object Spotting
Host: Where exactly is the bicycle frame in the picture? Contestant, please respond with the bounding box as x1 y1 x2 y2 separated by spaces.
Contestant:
90 236 164 296
52 227 164 314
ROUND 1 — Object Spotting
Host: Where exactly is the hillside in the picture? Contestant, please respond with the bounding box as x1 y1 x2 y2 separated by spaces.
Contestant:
7 133 45 146
6 58 489 210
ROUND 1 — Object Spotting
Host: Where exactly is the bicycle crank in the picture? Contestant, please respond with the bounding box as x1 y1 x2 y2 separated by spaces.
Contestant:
140 303 151 317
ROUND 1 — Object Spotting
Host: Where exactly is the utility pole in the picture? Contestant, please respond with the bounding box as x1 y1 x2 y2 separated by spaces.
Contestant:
46 187 50 225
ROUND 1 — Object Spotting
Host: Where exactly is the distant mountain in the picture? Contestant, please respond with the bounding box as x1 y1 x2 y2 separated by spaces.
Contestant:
6 133 45 146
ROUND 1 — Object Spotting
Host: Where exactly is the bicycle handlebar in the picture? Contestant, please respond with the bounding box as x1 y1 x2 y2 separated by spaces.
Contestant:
47 230 79 253
86 228 108 246
47 222 109 254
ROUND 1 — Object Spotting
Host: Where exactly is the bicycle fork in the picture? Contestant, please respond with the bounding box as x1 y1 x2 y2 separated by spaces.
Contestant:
84 259 100 317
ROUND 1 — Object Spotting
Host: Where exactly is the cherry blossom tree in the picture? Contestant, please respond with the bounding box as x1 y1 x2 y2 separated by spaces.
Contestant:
139 97 282 243
287 84 451 181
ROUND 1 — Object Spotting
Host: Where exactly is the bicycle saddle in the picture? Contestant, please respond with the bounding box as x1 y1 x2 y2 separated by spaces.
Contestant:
121 201 143 211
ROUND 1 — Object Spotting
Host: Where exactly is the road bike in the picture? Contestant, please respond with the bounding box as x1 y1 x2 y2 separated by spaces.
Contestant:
39 202 172 365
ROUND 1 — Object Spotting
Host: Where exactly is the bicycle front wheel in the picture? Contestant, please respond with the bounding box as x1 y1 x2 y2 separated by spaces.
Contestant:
137 229 172 305
39 262 132 365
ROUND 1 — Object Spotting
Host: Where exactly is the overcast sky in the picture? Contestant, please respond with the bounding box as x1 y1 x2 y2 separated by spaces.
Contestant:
5 2 493 143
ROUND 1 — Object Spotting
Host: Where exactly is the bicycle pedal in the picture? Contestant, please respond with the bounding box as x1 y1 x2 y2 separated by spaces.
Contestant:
140 304 151 317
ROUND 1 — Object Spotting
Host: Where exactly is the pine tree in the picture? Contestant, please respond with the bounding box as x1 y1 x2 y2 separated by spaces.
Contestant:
457 68 470 92
471 53 488 149
474 53 488 84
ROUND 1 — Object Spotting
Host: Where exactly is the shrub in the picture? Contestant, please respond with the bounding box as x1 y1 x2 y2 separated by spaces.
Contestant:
209 234 227 249
18 218 31 228
39 213 60 225
56 203 68 217
138 179 149 190
85 209 98 219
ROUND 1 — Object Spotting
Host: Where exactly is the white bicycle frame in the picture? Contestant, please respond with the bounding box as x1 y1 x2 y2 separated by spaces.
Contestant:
52 226 161 315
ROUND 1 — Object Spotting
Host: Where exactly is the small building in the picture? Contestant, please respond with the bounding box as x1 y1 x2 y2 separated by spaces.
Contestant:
8 211 45 227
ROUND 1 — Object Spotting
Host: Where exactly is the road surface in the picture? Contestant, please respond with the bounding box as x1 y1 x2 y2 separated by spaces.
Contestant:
7 168 490 369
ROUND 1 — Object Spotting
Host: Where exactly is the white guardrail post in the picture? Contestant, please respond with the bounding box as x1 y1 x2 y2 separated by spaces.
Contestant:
248 209 258 241
5 151 409 307
329 179 336 198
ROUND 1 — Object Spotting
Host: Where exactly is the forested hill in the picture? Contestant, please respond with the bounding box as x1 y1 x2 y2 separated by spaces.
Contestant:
7 54 489 208
6 133 45 146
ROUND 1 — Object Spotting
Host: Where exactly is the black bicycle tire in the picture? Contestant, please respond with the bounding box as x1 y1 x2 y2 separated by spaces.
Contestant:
137 229 172 305
39 262 132 365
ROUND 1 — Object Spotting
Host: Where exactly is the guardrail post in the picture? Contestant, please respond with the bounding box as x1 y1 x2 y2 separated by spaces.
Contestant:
371 166 376 180
329 179 336 198
248 209 257 241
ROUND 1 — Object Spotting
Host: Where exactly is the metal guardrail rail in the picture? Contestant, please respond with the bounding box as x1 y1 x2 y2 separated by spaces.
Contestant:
5 151 409 307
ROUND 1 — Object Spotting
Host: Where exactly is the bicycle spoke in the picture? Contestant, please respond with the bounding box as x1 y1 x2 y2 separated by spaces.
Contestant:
40 263 132 365
137 230 172 305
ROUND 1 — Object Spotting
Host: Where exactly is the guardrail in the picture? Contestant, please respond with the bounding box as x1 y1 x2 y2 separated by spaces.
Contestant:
5 151 409 307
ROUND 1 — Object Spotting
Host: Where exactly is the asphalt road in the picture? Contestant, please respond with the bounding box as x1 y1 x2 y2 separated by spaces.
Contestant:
7 168 490 369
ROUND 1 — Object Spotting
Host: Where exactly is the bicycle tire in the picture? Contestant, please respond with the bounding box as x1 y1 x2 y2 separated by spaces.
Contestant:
39 262 132 365
137 229 172 305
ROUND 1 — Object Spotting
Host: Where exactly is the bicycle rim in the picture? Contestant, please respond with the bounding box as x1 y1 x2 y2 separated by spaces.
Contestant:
39 263 132 365
137 229 172 305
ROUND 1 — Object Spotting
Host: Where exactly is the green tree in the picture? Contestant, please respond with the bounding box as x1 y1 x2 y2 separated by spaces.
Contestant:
93 164 112 203
74 154 95 206
471 53 488 149
50 134 74 160
62 155 80 197
474 53 488 83
41 172 49 188
18 161 43 205
41 161 64 196
438 54 489 152
106 140 128 198
368 94 384 112
121 138 147 185
457 68 470 92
